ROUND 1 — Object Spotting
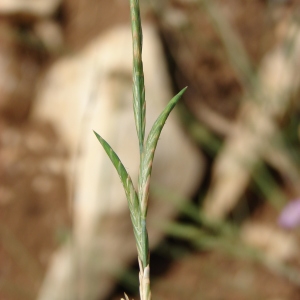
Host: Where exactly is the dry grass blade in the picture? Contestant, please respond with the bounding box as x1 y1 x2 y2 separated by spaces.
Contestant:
130 0 146 153
121 293 131 300
138 87 187 217
203 17 300 220
198 0 256 90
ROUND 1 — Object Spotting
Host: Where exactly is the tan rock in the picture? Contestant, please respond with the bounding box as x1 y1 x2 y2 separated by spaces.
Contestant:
0 0 61 19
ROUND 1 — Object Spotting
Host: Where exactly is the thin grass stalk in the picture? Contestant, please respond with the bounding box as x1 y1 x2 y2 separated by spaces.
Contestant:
129 2 151 299
130 0 146 155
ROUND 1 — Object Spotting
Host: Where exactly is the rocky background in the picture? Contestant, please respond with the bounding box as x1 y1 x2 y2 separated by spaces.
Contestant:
1 1 300 300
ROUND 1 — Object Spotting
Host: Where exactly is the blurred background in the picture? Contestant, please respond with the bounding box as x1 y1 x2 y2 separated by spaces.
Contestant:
1 0 300 299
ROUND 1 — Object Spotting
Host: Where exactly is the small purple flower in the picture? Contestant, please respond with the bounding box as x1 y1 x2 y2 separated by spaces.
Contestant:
278 198 300 229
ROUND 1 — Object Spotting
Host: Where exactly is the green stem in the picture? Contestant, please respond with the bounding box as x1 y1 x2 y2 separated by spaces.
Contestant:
130 0 146 154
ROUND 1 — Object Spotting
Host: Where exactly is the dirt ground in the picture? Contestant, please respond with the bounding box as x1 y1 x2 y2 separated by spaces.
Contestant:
0 0 300 299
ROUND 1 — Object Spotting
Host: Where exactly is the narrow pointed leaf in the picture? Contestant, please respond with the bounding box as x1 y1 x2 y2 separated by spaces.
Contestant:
139 87 187 216
93 131 144 260
130 0 146 153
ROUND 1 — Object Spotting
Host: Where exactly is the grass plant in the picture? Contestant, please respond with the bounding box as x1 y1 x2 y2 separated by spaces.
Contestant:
93 1 186 299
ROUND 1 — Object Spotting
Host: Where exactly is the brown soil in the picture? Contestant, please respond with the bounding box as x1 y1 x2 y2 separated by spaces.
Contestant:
0 121 69 300
1 0 300 300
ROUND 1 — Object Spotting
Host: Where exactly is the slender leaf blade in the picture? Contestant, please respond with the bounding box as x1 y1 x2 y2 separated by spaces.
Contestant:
139 87 187 216
93 131 144 260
